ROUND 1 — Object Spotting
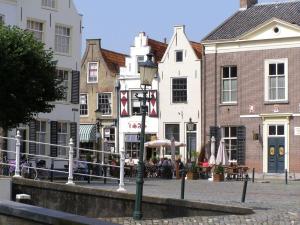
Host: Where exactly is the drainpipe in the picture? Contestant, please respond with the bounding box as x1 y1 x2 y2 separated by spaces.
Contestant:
202 46 206 144
115 79 120 153
214 45 218 127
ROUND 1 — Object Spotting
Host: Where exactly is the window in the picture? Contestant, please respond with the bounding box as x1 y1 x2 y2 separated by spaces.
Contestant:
27 20 44 42
97 93 112 115
104 127 115 141
42 0 56 9
131 90 148 115
57 69 69 101
175 51 183 62
223 127 237 161
172 78 187 103
58 122 68 156
125 134 140 159
80 94 88 116
265 59 288 101
0 14 5 25
55 25 71 54
137 56 144 73
87 62 98 83
268 125 284 136
36 121 46 156
222 66 237 103
165 124 180 155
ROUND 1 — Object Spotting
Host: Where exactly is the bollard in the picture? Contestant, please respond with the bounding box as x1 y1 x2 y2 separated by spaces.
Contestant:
14 131 21 178
180 170 186 200
103 166 107 184
50 159 54 182
117 149 126 192
66 138 75 185
285 169 288 185
241 174 248 203
88 169 91 184
252 168 255 183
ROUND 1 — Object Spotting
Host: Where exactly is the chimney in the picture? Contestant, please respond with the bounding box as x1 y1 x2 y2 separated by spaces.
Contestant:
240 0 257 10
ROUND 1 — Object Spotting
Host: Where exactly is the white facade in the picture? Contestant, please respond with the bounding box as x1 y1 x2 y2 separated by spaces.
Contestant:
119 32 160 162
158 25 201 162
1 0 82 167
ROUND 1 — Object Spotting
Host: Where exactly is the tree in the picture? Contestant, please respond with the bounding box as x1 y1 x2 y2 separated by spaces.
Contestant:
0 25 64 129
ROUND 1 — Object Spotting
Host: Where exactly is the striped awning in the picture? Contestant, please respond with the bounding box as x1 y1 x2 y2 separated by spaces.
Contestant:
80 124 96 143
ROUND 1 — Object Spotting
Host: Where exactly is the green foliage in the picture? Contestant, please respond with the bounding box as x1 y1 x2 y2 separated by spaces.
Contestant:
0 25 64 129
214 165 224 174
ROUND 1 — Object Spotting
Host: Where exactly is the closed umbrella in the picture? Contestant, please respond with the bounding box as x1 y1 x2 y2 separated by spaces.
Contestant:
216 139 228 166
209 136 216 165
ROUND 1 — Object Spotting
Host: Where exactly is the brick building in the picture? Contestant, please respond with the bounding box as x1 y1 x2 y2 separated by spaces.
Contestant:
202 0 300 174
80 39 126 159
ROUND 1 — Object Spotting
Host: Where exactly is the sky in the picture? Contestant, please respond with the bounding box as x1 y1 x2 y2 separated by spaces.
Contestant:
73 0 277 55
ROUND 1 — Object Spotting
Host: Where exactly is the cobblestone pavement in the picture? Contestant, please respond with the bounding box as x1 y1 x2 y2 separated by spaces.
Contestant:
80 178 300 225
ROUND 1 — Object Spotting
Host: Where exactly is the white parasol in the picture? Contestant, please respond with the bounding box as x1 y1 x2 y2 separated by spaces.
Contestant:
216 139 229 166
209 136 216 165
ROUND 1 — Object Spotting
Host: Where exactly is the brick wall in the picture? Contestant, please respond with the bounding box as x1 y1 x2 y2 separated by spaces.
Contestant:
203 47 300 172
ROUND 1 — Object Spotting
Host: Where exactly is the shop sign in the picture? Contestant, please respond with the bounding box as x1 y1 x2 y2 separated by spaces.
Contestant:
128 122 147 129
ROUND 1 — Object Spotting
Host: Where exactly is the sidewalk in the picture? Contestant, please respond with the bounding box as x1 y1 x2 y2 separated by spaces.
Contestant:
79 178 300 224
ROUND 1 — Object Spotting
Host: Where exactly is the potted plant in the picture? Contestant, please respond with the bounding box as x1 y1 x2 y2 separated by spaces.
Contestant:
186 161 199 180
213 164 224 182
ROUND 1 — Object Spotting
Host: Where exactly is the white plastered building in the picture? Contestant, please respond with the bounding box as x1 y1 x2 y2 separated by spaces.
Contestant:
0 0 82 169
158 25 202 163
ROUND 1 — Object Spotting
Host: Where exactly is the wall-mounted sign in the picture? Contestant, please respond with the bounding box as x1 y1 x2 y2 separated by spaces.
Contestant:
249 105 255 113
128 122 147 130
273 104 279 113
294 127 300 136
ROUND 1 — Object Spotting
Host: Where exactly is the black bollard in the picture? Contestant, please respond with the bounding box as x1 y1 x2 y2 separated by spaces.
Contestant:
285 169 288 185
241 174 248 203
180 171 186 200
50 160 54 182
252 168 255 183
103 166 107 184
88 169 91 184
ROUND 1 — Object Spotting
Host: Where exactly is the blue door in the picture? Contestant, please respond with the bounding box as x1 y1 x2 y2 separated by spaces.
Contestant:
268 137 285 173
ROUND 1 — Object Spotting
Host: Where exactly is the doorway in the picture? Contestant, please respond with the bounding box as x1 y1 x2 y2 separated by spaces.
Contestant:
267 125 285 173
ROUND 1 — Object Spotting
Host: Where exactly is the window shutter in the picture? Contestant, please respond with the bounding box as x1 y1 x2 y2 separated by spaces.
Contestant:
71 70 80 104
29 120 36 155
50 121 58 157
237 126 246 165
120 91 129 117
149 90 158 117
70 122 77 157
209 126 221 152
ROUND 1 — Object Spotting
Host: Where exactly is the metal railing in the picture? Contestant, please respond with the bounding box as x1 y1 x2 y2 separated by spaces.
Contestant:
0 131 128 191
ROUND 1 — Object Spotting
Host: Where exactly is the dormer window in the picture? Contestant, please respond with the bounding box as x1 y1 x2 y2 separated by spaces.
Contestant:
175 50 183 62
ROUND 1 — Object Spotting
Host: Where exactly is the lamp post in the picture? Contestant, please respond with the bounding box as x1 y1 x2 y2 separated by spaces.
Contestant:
133 53 157 220
187 118 195 161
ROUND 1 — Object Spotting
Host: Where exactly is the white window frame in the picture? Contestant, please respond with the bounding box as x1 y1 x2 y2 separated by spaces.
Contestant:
57 122 68 157
55 24 71 55
171 77 187 103
264 58 288 102
87 62 98 83
57 69 70 101
41 0 57 10
26 19 44 42
222 66 237 104
36 121 47 156
223 126 237 161
97 92 112 116
80 93 88 117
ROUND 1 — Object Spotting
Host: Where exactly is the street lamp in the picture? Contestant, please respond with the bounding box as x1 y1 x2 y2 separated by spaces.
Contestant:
133 53 157 220
187 118 195 161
